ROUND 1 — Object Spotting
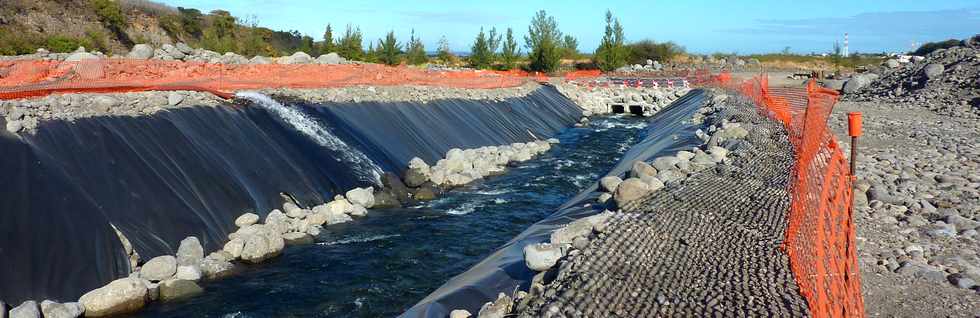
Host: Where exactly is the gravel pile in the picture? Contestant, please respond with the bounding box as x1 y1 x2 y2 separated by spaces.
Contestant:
0 43 352 66
844 35 980 119
830 101 980 316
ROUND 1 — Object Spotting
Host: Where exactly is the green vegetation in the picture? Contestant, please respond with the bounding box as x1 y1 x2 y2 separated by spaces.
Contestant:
90 0 126 32
322 24 335 53
469 28 494 69
912 39 961 56
561 35 579 59
405 30 427 65
593 10 628 72
499 28 520 70
336 24 364 61
436 36 455 64
378 30 401 66
524 10 563 73
627 39 685 64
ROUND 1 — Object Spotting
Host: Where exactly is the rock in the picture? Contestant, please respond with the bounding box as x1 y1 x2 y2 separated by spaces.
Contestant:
372 189 402 208
571 236 590 250
175 265 202 281
614 178 651 206
599 176 623 193
167 92 184 106
348 204 368 217
78 277 148 317
449 309 472 318
6 120 23 133
381 172 412 202
550 218 594 245
175 42 193 54
39 301 83 318
91 95 118 111
316 52 345 64
524 243 563 271
948 274 977 289
0 300 5 318
64 52 98 62
223 237 245 258
159 279 204 301
413 183 439 201
140 255 177 282
630 161 658 179
265 209 289 224
199 255 235 280
597 192 612 203
923 63 944 80
652 156 680 171
127 44 154 60
283 232 314 245
346 187 375 208
235 213 259 227
176 236 204 266
240 225 285 263
9 301 39 318
477 293 513 318
842 74 876 94
885 59 900 68
280 51 313 64
249 56 272 64
286 207 310 219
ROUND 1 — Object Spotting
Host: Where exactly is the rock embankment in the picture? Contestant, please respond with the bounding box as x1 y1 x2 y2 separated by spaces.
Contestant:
0 43 351 66
556 81 688 116
831 101 980 316
402 139 559 193
843 34 979 119
266 81 542 105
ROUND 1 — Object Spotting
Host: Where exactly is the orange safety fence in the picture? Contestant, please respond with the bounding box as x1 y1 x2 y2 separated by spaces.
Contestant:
0 59 548 101
708 71 864 318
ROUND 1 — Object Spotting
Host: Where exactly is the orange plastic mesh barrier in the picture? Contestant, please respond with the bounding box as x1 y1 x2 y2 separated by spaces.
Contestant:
0 59 546 101
710 72 865 317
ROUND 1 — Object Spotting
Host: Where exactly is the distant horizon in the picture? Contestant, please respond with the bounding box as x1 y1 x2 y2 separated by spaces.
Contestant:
157 0 980 55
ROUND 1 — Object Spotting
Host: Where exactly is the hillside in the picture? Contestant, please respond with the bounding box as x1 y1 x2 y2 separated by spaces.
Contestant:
0 0 319 57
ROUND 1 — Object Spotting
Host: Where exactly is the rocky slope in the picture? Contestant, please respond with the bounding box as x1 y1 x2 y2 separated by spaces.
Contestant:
844 35 980 119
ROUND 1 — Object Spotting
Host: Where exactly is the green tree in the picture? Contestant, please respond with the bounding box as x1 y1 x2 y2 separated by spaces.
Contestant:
337 24 364 60
594 10 628 72
378 30 401 65
470 27 493 69
322 24 335 53
524 10 563 73
90 0 126 32
406 29 428 65
499 27 520 70
561 35 579 58
487 27 502 63
436 36 454 64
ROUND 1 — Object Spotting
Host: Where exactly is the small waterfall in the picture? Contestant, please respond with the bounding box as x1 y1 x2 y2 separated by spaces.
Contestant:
236 91 383 185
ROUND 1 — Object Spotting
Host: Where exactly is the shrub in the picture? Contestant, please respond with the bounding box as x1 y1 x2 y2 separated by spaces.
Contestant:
627 39 685 64
524 10 563 73
90 0 126 31
912 39 961 56
469 28 493 69
405 29 427 65
378 30 401 66
337 24 364 61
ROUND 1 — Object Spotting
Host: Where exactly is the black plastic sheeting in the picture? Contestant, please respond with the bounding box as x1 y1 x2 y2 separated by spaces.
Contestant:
401 89 708 318
0 85 580 304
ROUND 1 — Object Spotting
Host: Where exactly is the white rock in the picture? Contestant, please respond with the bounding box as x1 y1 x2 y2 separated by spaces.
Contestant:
140 255 177 282
523 243 563 271
345 187 375 208
78 277 148 317
348 204 368 217
127 44 154 60
175 265 202 281
234 213 259 227
176 236 204 266
40 300 84 318
449 309 472 318
223 237 245 259
9 301 40 318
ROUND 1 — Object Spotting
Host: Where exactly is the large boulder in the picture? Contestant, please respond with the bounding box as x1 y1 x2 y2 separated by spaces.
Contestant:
140 255 177 282
199 254 236 280
345 187 375 208
923 63 944 80
235 213 259 227
884 59 900 68
39 301 84 318
175 265 202 281
629 161 658 179
842 73 878 94
249 56 272 64
159 279 204 301
78 277 148 317
614 178 652 207
316 52 345 64
64 52 98 62
239 224 285 263
9 301 39 318
127 44 154 60
523 243 563 271
280 51 313 64
175 42 193 54
404 158 432 187
176 236 204 266
599 176 623 193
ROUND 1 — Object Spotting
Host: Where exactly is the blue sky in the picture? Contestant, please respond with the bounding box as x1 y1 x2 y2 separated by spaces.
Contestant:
157 0 980 54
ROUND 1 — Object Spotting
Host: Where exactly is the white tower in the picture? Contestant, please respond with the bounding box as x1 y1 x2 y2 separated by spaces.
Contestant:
843 33 849 57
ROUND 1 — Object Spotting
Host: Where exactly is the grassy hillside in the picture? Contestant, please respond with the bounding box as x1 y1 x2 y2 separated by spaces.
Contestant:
0 0 323 57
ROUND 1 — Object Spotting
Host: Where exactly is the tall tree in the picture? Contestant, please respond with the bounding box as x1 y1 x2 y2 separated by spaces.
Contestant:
488 27 502 63
406 29 428 65
594 10 628 72
378 30 401 65
500 27 520 70
337 24 363 60
322 23 335 53
561 35 579 58
470 27 493 69
437 36 454 64
524 10 563 73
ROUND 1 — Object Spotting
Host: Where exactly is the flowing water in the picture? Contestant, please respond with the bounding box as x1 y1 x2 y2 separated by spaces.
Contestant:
133 115 649 318
236 92 384 185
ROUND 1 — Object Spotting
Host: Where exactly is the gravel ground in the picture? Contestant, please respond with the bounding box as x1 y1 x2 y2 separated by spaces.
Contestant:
512 95 811 317
830 100 980 317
